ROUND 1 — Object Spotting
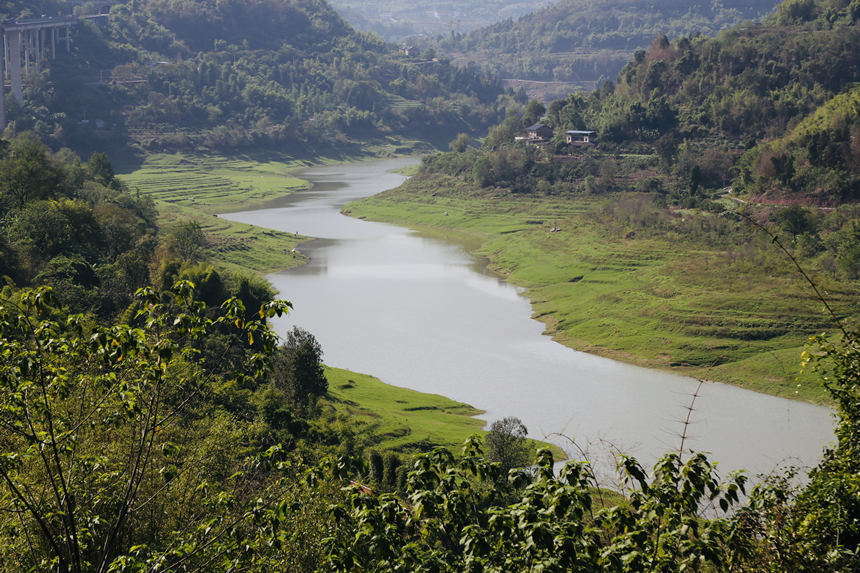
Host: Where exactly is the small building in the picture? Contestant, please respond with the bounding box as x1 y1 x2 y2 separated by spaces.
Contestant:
526 123 554 141
566 130 595 146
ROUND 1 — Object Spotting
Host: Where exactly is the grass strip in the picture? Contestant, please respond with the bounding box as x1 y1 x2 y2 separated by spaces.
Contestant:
324 366 565 459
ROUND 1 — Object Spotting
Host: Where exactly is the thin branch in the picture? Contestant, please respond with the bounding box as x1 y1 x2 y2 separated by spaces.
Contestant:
548 432 605 516
0 465 65 561
736 210 848 339
678 379 704 461
14 499 40 571
97 377 161 573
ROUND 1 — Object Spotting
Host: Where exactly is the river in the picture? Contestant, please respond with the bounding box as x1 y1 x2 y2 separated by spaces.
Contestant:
223 157 834 481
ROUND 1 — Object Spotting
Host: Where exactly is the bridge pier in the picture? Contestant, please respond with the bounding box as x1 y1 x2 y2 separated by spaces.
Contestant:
6 31 23 105
0 16 76 129
0 32 4 130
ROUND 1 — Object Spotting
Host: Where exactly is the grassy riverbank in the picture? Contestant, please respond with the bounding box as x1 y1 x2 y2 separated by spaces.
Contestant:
118 152 313 274
324 366 565 458
116 143 426 274
344 173 858 405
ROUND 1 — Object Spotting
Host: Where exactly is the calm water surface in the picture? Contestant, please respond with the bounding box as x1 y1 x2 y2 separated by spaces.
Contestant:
224 158 834 480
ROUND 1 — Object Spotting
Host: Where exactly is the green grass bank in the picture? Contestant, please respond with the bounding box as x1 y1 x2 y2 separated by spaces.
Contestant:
324 366 565 458
118 151 314 274
344 173 858 405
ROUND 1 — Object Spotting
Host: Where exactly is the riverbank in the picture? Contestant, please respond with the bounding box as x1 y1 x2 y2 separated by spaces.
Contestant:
116 143 428 274
324 366 565 458
116 151 565 458
118 152 312 274
343 172 856 405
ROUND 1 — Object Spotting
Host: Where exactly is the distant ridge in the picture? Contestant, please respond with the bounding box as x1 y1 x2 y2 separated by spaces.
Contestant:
435 0 782 94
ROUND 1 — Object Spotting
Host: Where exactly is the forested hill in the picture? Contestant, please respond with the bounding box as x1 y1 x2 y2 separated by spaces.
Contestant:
4 0 510 155
566 0 860 202
325 0 554 42
435 0 781 86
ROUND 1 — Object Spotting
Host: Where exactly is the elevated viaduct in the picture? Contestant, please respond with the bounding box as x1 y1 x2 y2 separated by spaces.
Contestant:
0 3 119 128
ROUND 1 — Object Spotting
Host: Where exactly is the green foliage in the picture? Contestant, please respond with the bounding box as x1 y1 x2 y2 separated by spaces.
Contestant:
324 438 747 571
165 219 206 262
87 152 121 190
0 136 66 212
484 416 531 473
521 99 547 128
10 0 509 153
436 0 781 84
449 132 471 153
0 282 290 570
0 137 158 317
443 0 860 206
736 85 860 202
272 326 328 411
727 333 860 571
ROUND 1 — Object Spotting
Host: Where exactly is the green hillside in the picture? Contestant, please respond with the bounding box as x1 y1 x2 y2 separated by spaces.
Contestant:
538 0 860 202
435 0 781 90
3 0 511 157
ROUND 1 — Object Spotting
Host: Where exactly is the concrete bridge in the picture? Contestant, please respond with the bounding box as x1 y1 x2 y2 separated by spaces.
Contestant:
0 4 120 129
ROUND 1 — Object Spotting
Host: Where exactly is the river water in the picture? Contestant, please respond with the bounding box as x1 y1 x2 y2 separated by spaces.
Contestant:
223 157 834 481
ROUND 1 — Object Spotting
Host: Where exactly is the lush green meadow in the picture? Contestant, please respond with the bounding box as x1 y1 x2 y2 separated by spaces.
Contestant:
324 365 484 452
345 175 855 404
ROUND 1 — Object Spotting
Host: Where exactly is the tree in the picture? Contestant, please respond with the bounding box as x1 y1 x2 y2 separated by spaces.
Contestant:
730 332 860 571
166 219 206 262
776 204 816 237
9 199 106 267
484 416 530 473
323 440 746 571
449 132 470 153
272 326 328 410
0 283 290 571
522 99 546 128
0 137 66 212
86 152 121 190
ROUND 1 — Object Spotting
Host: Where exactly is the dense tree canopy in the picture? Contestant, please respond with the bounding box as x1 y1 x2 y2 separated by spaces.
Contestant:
4 0 512 154
436 0 782 84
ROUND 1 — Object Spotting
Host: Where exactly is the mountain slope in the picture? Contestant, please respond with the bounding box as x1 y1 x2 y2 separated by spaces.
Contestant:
326 0 554 42
4 0 510 155
437 0 782 88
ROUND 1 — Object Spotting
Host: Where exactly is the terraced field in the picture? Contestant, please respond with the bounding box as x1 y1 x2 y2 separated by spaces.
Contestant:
118 153 314 274
346 174 857 404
